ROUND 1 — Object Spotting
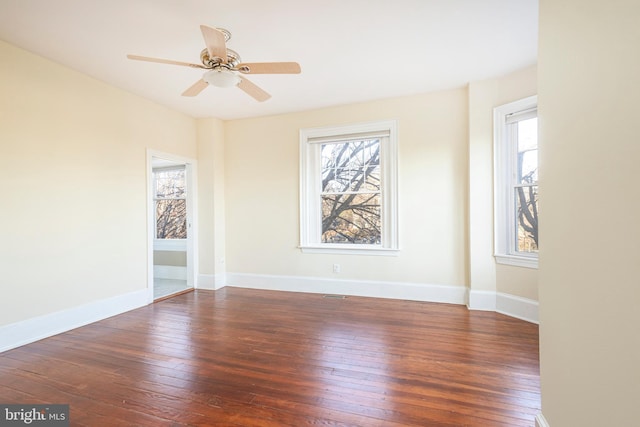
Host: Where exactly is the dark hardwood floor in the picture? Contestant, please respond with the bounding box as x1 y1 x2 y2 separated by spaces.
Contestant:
0 288 540 426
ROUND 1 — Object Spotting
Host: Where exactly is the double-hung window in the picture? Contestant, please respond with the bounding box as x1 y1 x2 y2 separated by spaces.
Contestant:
494 96 539 268
153 166 187 240
299 120 398 255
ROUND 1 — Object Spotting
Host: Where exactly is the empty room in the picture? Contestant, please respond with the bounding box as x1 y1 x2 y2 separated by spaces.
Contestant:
0 1 638 426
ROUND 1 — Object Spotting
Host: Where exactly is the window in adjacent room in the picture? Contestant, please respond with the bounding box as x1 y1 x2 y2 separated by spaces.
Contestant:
494 96 538 268
153 166 187 240
299 120 398 255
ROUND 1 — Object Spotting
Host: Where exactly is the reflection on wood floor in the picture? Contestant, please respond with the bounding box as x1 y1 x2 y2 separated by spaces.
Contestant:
0 287 540 426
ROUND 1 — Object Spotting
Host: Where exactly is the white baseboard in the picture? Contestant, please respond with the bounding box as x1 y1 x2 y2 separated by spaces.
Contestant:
215 273 227 290
497 292 539 324
0 289 148 353
467 290 497 311
225 272 467 305
535 412 550 427
468 289 538 324
154 265 187 280
197 273 226 290
197 273 215 290
225 274 538 323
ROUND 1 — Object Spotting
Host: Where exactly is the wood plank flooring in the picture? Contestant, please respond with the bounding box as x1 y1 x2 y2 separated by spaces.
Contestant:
0 288 540 426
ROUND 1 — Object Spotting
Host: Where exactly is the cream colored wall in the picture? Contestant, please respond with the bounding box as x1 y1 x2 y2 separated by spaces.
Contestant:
468 66 538 300
224 89 469 287
538 0 640 425
154 251 187 266
0 41 197 326
496 264 537 301
197 118 226 279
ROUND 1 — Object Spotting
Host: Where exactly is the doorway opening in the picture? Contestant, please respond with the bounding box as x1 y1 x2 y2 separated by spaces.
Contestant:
148 151 197 301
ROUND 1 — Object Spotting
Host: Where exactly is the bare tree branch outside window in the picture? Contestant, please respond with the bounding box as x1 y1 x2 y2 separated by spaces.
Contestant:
515 118 538 252
154 168 187 239
516 183 538 251
320 139 381 244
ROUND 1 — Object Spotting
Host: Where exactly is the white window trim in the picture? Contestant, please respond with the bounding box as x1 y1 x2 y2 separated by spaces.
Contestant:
299 120 399 256
494 96 538 269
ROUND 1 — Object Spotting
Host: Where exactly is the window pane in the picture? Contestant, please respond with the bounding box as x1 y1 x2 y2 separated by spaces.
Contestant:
321 139 380 193
515 185 539 253
362 165 381 191
155 169 185 199
517 118 538 184
321 193 381 244
156 199 187 239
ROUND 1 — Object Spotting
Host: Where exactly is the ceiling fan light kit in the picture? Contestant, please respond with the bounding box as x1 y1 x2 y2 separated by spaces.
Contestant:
203 69 240 88
127 25 301 102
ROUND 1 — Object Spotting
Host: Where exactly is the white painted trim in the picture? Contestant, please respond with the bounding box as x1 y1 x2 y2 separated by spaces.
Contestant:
0 289 148 353
153 265 187 281
147 149 199 291
495 253 538 269
467 290 497 311
497 292 539 324
197 273 215 290
226 273 466 305
197 273 227 290
494 95 539 265
299 119 399 253
535 412 550 427
225 273 538 323
468 289 539 324
214 273 227 290
299 245 399 256
185 161 198 287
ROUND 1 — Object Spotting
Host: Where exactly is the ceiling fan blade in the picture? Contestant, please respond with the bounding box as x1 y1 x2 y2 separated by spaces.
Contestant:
236 62 301 74
127 54 204 69
200 25 227 63
182 79 209 97
237 76 271 102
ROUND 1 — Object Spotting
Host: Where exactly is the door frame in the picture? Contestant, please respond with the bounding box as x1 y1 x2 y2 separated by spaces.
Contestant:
146 149 198 302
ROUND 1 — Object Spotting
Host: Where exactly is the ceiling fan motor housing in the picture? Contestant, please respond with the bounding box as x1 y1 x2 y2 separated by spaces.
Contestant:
200 48 241 69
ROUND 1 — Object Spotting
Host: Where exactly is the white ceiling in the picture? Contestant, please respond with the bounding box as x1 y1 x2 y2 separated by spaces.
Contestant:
0 0 538 120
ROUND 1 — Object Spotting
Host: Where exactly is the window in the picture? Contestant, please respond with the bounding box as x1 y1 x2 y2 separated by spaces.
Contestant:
153 166 187 240
494 96 538 268
300 120 398 255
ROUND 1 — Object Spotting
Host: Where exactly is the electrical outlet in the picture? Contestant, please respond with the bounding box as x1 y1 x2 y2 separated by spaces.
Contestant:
333 263 341 273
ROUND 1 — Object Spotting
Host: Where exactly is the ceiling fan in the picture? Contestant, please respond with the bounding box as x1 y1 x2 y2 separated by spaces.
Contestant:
127 25 301 102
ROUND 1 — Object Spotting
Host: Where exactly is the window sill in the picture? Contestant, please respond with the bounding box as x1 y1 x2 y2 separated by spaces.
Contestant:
495 254 538 269
300 245 399 256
